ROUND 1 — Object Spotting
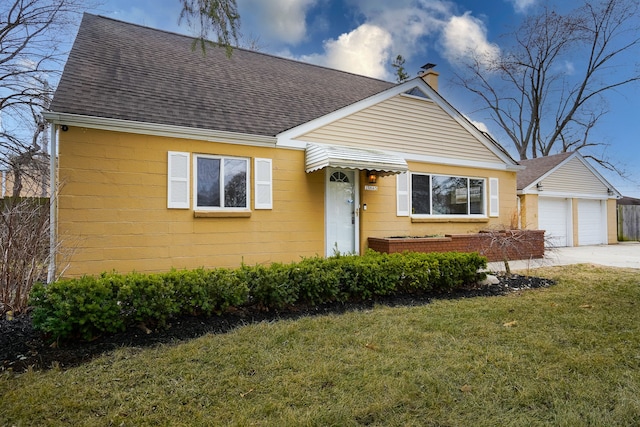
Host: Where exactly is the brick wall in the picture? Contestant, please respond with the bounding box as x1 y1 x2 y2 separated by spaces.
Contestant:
368 230 545 262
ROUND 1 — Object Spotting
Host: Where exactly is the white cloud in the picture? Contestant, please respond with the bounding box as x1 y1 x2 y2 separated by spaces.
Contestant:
292 0 454 80
368 7 445 57
238 0 317 45
300 24 393 80
440 12 500 67
235 0 502 80
506 0 537 14
562 60 575 75
345 0 451 66
467 117 490 134
337 1 503 75
94 2 186 35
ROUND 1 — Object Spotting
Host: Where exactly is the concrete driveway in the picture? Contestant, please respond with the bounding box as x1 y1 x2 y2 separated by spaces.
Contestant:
487 241 640 272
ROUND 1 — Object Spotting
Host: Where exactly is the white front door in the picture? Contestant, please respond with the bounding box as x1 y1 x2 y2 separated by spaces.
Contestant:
326 168 358 256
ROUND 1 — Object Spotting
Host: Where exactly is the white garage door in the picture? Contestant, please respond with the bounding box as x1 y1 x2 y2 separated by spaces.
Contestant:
578 199 606 245
539 197 570 247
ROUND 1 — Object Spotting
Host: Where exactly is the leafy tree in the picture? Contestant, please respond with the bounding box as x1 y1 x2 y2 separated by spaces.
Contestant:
179 0 241 56
453 0 640 173
391 55 410 83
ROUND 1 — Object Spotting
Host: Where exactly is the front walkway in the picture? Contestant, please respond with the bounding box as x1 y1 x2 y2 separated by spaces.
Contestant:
487 241 640 272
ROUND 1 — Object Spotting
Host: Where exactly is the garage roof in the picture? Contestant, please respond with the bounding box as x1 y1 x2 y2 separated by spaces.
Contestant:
517 152 572 189
517 151 620 198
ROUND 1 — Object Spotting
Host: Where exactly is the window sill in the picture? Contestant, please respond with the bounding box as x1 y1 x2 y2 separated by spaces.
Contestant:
194 210 252 218
411 217 489 223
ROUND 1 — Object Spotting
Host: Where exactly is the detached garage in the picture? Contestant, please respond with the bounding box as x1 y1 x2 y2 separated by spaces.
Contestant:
518 152 620 247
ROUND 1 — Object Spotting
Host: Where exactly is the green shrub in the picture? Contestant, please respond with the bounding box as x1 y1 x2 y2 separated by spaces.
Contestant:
116 272 177 327
290 256 342 305
30 276 125 341
165 269 210 315
391 252 440 293
29 251 487 341
165 268 248 316
204 268 249 313
429 252 486 292
336 253 399 300
240 263 297 309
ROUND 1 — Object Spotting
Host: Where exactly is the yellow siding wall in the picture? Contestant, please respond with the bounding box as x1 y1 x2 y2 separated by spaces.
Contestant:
518 194 539 229
358 162 518 251
57 127 325 277
607 199 617 244
57 127 518 277
571 199 580 245
543 157 609 194
298 95 505 164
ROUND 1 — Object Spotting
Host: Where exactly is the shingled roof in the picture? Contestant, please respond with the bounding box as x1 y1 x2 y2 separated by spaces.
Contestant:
50 13 395 137
517 151 573 189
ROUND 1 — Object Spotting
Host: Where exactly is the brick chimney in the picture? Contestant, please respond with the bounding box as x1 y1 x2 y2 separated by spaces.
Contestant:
418 63 439 92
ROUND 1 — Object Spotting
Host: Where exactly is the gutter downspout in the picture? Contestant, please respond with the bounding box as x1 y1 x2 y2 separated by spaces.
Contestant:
47 123 57 283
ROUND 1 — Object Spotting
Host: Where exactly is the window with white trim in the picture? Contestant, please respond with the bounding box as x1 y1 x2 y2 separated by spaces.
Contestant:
410 173 486 216
194 154 249 210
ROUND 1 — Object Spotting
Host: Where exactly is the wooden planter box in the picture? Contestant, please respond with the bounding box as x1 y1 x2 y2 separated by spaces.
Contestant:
368 230 545 262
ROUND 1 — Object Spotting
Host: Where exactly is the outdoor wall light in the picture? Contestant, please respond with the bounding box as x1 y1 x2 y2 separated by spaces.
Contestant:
368 171 378 184
607 188 614 196
536 182 544 191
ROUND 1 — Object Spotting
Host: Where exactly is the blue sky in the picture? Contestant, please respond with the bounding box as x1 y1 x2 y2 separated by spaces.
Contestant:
82 0 640 197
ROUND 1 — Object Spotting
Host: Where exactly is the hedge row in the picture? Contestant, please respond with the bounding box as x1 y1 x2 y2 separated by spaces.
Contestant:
29 251 486 341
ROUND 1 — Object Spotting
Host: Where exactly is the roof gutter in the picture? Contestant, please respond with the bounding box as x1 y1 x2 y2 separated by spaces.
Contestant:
42 112 278 148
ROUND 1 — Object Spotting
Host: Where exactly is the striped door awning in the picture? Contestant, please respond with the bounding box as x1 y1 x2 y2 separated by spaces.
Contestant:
305 143 408 174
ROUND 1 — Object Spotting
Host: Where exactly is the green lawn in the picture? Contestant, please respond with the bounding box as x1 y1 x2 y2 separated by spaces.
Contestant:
2 264 640 426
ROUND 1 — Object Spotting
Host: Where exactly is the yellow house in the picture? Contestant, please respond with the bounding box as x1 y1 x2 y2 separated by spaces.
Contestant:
517 152 620 247
45 14 523 278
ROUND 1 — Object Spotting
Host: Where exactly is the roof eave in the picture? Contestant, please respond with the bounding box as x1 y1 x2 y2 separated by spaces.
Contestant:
44 112 278 148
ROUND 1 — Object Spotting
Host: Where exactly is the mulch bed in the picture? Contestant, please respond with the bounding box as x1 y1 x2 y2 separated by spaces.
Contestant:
0 274 555 373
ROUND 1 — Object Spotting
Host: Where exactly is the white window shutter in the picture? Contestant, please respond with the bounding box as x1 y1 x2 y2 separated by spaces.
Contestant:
254 158 272 210
489 177 499 217
396 172 410 216
167 151 190 209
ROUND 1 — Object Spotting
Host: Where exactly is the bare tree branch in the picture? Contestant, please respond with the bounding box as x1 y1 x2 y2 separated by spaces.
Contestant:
452 0 640 172
0 0 83 177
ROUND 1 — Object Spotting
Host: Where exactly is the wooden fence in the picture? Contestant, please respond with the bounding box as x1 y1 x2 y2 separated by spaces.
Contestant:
618 205 640 241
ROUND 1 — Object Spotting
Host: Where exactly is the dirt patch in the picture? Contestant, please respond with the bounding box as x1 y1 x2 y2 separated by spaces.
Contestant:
1 274 554 373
